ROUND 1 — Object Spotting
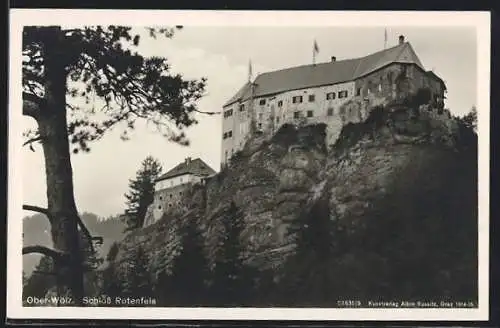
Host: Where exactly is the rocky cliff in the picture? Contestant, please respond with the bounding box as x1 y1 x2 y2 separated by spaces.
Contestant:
111 102 477 303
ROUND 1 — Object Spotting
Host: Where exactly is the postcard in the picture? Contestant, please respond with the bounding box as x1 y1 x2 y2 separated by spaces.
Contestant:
7 9 490 321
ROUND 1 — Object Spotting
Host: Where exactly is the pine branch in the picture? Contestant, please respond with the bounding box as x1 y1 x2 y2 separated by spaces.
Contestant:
75 214 99 255
23 205 99 254
22 92 46 118
193 108 220 115
23 136 44 151
23 204 52 223
22 245 68 261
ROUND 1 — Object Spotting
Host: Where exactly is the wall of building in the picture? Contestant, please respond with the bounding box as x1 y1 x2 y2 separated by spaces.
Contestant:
354 63 445 104
145 174 211 226
221 81 355 165
354 63 408 102
411 67 445 101
149 183 189 222
155 173 204 191
221 64 446 165
221 98 253 165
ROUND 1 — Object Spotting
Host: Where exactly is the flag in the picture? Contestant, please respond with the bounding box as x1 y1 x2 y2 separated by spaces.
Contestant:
313 39 320 54
248 59 253 82
313 39 319 65
384 28 388 49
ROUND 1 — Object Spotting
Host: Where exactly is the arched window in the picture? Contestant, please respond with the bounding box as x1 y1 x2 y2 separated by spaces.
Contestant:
387 72 393 84
366 80 372 94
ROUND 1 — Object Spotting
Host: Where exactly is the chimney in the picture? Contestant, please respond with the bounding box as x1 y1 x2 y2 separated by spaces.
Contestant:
331 56 337 63
398 35 405 45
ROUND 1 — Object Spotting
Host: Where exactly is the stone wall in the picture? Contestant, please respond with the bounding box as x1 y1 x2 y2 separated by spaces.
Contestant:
144 183 190 227
354 63 445 105
221 81 355 166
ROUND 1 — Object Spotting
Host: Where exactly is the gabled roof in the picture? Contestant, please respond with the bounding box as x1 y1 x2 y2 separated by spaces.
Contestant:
156 158 216 182
223 42 427 107
426 70 447 90
224 81 252 109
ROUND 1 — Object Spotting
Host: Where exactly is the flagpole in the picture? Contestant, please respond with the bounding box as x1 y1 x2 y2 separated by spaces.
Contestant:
313 39 319 66
248 59 252 83
384 28 388 49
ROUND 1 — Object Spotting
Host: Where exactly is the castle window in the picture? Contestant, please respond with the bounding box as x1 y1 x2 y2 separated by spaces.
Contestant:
307 110 313 118
327 108 334 116
159 196 163 200
239 104 245 112
228 130 233 138
223 109 233 118
292 96 303 103
308 94 315 102
278 100 283 107
293 111 301 119
326 92 336 100
258 123 262 129
169 204 172 208
259 99 266 105
223 132 227 139
338 90 348 98
180 192 183 196
356 88 361 96
406 65 413 78
389 71 395 82
158 206 161 210
170 194 172 198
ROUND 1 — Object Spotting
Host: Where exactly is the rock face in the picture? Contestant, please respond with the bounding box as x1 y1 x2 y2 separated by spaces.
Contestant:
112 103 477 302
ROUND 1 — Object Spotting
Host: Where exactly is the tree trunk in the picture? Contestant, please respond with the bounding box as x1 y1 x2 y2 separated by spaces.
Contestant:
36 26 84 305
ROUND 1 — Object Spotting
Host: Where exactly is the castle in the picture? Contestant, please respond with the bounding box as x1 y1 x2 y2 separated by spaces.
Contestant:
143 157 216 227
144 34 448 227
220 35 446 167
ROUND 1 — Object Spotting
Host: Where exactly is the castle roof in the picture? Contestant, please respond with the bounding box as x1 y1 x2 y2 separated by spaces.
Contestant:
426 70 447 90
224 42 427 107
156 157 216 182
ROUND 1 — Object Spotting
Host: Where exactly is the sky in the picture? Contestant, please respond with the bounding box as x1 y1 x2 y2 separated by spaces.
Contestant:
22 25 478 218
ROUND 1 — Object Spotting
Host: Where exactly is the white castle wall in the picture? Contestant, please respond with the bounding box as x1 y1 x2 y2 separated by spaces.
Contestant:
155 173 204 191
221 81 356 166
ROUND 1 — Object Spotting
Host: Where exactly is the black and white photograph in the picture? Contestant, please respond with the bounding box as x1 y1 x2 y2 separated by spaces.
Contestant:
7 10 490 321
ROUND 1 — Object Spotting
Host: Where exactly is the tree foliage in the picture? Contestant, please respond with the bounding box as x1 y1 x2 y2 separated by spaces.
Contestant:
101 242 124 300
80 233 105 297
460 106 478 132
210 201 254 306
124 156 163 230
22 25 208 303
121 245 154 300
454 106 478 151
158 218 209 306
273 194 338 306
23 256 56 302
23 25 208 152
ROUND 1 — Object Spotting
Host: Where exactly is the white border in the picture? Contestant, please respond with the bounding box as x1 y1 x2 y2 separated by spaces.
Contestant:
7 10 491 321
